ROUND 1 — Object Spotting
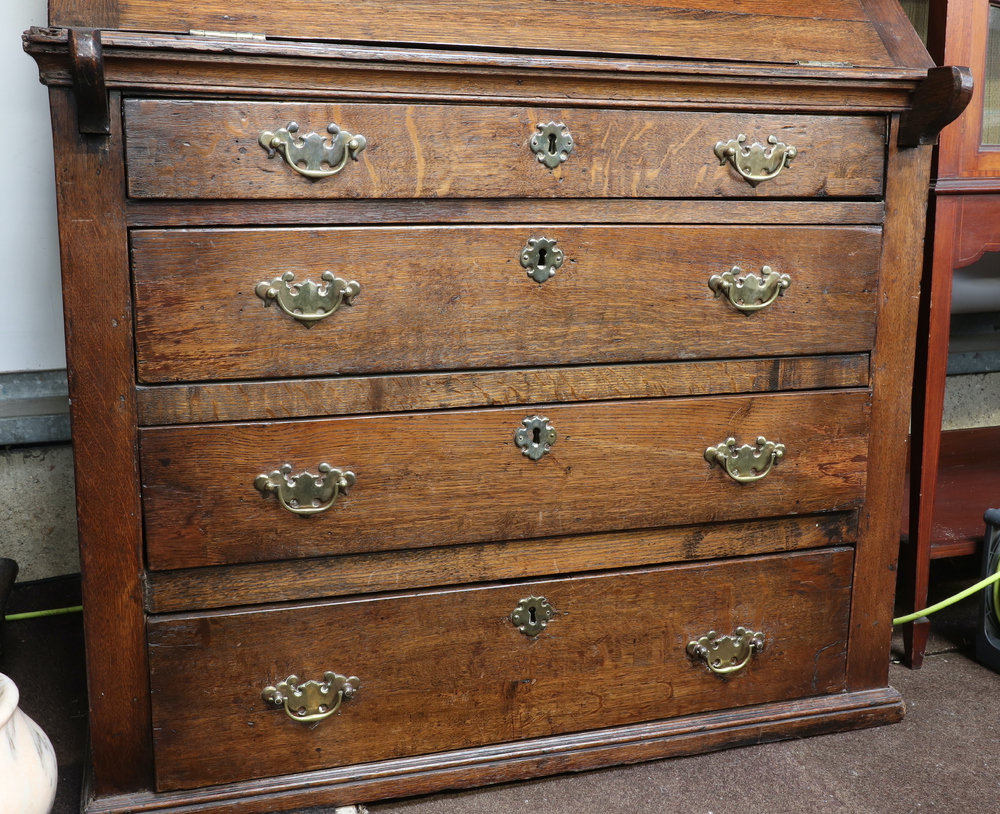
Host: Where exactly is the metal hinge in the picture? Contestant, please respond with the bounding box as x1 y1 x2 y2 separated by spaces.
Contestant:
189 29 266 41
796 60 855 68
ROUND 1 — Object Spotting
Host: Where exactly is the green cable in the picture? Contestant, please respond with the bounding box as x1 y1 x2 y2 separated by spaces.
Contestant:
4 605 83 622
893 566 1000 626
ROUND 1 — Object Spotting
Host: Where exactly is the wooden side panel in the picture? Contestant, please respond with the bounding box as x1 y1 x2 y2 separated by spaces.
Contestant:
123 101 887 200
847 119 933 690
48 90 152 794
140 391 871 570
131 225 881 383
147 548 853 791
50 0 894 67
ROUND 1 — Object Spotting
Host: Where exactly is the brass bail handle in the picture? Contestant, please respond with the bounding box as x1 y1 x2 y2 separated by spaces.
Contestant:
255 271 361 325
687 628 764 676
262 672 360 723
254 463 356 515
709 266 790 313
705 436 785 483
714 134 797 187
259 121 367 179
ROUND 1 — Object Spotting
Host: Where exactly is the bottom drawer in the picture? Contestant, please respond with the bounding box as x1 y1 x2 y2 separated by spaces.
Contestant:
148 546 853 791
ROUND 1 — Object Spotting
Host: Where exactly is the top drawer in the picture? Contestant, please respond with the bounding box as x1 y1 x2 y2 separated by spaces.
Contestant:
123 100 886 200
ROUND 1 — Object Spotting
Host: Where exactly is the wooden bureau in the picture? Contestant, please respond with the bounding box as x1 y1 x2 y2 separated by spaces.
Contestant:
24 3 969 812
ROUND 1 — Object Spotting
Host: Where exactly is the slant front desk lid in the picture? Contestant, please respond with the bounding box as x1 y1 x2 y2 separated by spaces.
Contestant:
49 0 931 69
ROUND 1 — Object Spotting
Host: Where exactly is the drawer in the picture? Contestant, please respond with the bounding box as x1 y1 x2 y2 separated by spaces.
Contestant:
124 100 885 200
147 547 853 791
132 225 880 383
140 390 869 570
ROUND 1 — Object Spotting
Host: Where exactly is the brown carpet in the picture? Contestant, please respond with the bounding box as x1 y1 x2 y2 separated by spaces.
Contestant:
6 560 999 814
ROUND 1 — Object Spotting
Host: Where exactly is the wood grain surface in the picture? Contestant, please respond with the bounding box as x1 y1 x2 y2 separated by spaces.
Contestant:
50 0 896 67
144 512 859 612
131 225 881 383
135 355 871 426
147 547 852 791
123 100 887 200
139 390 871 570
49 90 153 794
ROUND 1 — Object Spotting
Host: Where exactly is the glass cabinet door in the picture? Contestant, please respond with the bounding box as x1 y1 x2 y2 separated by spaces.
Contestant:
937 0 1000 179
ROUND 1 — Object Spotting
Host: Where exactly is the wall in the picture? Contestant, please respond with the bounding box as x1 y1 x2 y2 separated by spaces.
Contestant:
2 0 65 373
0 0 78 582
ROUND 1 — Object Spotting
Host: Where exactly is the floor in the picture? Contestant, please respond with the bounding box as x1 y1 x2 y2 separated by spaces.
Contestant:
4 558 1000 814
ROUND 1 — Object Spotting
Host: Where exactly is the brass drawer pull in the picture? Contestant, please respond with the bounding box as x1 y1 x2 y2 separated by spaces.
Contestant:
530 122 574 169
262 672 360 723
708 266 790 313
511 595 556 637
520 236 564 283
705 436 785 483
714 134 797 187
259 121 367 179
255 271 361 325
688 628 764 675
254 463 355 515
514 416 557 461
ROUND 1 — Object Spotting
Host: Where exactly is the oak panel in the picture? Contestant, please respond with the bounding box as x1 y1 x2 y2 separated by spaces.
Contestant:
124 100 887 200
57 1 895 66
147 547 853 790
131 225 881 383
144 512 858 613
140 390 870 570
135 355 871 426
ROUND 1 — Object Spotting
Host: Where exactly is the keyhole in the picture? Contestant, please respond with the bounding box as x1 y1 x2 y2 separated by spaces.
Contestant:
528 606 537 624
548 132 557 154
533 427 541 445
537 247 547 267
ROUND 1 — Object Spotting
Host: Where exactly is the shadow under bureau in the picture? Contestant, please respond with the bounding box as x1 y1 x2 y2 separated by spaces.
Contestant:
24 3 969 812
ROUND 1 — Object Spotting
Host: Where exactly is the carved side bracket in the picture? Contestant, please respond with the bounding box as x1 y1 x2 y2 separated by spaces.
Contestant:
68 28 109 135
897 65 973 148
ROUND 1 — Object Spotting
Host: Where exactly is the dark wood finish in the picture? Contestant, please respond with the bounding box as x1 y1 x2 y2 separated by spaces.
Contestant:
26 3 936 811
48 89 152 794
140 391 871 570
147 548 853 791
132 225 880 383
847 119 932 691
897 65 974 146
859 0 937 70
145 512 859 613
83 688 904 814
902 427 1000 557
51 0 896 67
124 100 887 200
136 355 871 426
67 28 109 134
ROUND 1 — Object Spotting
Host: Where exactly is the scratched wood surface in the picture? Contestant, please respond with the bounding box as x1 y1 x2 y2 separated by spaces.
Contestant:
131 225 881 383
135 355 871 426
123 101 887 200
140 390 870 570
50 0 896 67
147 547 852 791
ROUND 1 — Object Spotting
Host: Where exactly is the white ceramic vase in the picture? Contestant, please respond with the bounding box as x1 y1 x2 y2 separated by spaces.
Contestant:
0 673 57 814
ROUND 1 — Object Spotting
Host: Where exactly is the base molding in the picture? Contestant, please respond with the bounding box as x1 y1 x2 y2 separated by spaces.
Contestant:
85 688 904 814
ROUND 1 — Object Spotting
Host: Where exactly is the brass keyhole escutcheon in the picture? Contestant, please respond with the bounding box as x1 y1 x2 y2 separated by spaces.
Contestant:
511 596 556 637
514 416 557 461
520 236 564 283
530 122 574 169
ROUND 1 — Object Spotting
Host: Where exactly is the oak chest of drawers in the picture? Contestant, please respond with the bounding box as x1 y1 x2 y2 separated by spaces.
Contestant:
25 2 969 812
